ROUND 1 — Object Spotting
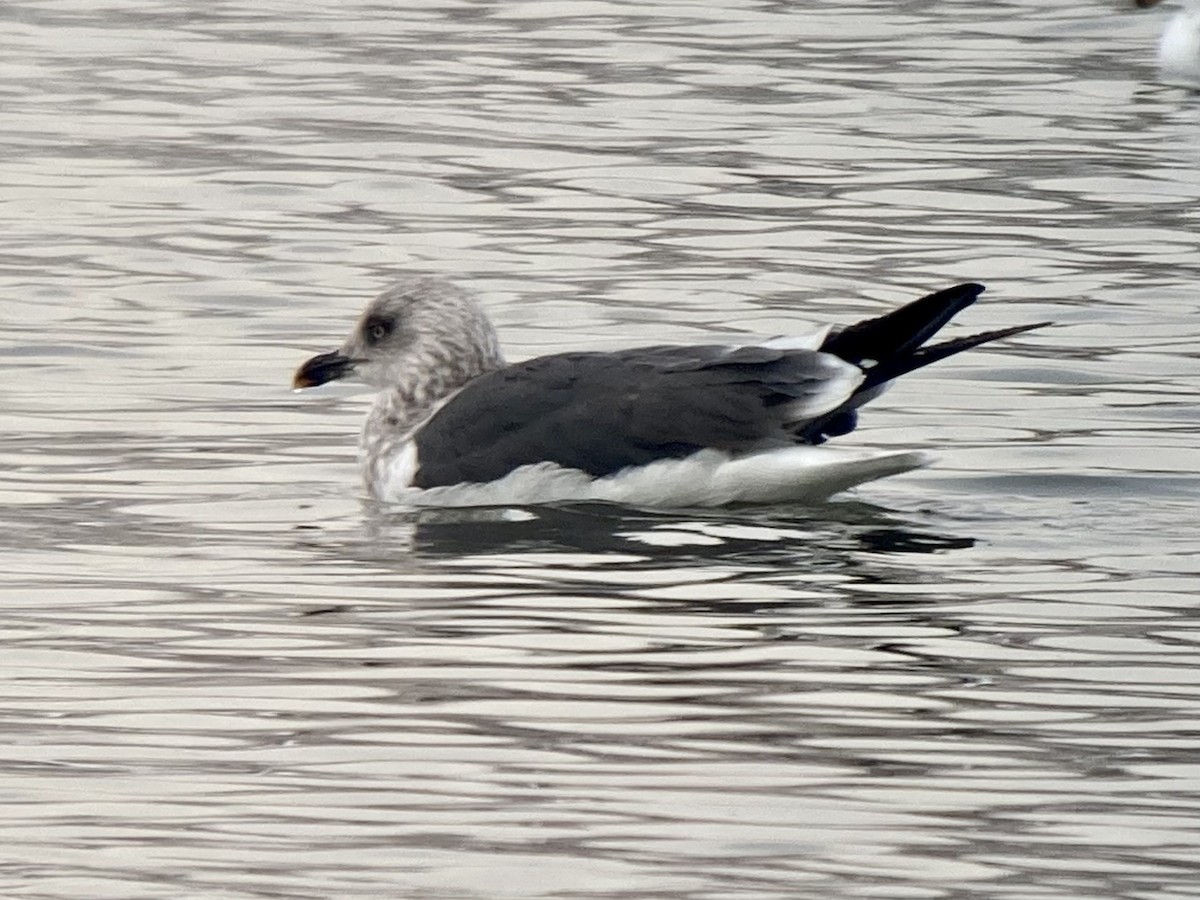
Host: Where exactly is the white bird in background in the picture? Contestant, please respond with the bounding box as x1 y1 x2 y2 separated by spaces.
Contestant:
1139 0 1200 89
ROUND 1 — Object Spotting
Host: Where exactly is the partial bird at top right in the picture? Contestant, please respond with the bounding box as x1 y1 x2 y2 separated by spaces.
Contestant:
1139 0 1200 89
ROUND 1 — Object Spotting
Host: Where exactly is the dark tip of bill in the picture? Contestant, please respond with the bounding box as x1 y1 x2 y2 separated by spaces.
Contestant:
293 351 355 389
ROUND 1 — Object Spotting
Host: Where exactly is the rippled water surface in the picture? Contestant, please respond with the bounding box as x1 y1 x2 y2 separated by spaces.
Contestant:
4 1 1200 897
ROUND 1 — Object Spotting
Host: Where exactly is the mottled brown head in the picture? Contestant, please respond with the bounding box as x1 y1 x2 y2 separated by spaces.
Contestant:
293 276 505 394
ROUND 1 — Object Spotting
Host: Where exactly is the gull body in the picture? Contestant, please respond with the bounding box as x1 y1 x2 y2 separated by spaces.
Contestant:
294 277 1046 508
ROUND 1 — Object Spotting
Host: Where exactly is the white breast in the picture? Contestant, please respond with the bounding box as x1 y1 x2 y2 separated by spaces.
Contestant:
366 439 420 499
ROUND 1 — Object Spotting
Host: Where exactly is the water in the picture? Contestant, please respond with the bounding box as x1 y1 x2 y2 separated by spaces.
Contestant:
3 0 1200 897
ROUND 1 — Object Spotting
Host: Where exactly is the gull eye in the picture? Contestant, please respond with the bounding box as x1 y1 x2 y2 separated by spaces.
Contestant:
364 315 392 345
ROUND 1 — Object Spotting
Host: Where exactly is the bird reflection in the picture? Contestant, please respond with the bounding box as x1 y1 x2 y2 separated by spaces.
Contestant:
348 497 976 574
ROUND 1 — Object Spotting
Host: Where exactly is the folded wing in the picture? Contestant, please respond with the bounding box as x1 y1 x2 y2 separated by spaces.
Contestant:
412 282 1049 489
412 345 862 488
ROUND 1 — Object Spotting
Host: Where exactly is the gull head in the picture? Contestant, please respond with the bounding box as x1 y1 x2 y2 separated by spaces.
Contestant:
293 276 505 396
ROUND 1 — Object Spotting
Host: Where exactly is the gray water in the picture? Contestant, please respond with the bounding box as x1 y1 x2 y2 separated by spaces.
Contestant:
4 1 1200 897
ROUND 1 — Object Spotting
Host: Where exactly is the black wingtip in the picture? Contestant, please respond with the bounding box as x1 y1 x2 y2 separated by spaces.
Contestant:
820 282 987 364
863 319 1052 389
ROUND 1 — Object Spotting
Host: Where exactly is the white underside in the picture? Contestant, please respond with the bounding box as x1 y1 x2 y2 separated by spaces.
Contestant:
373 445 931 509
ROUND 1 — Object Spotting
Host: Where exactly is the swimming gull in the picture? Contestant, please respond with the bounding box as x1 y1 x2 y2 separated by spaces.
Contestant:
293 277 1048 507
1139 0 1200 89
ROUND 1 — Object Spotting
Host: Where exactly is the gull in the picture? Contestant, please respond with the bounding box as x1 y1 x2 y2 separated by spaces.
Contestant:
293 277 1047 508
1139 0 1200 89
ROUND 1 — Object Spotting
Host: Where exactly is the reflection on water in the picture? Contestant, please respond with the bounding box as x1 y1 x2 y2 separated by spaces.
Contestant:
3 0 1200 897
360 500 976 562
